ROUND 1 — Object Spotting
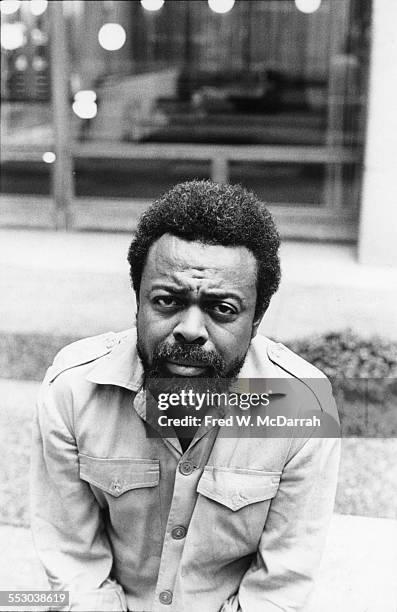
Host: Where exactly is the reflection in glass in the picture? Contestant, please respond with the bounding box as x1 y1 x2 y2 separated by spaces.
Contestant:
295 0 322 14
97 22 126 51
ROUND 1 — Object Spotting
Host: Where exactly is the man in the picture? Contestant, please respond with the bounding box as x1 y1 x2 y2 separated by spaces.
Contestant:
31 180 340 612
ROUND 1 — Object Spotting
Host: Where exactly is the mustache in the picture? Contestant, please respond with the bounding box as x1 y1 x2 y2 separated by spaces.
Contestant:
153 341 226 375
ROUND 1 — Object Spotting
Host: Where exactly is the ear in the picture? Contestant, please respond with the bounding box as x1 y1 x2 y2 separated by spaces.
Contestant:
251 312 264 339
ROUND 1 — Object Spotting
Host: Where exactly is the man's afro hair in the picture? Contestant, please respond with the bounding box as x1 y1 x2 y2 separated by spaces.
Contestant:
127 180 281 317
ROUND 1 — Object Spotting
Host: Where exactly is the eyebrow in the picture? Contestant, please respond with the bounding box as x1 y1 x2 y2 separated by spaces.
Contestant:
149 283 244 304
150 283 187 295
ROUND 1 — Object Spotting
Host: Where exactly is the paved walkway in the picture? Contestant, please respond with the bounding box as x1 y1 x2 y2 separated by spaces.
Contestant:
0 229 396 340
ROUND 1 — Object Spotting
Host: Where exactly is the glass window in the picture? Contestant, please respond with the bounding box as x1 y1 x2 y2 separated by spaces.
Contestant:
1 0 371 236
66 0 369 146
230 162 326 206
74 158 211 199
1 0 53 196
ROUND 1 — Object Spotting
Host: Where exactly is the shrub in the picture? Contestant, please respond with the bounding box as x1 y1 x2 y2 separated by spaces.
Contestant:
290 330 397 436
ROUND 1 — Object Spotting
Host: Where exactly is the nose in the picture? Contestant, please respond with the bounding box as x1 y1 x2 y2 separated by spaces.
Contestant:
173 306 209 345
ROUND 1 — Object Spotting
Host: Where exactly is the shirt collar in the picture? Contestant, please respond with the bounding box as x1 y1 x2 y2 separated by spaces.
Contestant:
85 327 144 391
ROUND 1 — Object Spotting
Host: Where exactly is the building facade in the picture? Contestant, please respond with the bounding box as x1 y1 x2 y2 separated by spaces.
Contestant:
0 0 395 264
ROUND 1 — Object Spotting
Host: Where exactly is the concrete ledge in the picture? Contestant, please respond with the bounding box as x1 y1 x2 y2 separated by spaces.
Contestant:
307 514 397 612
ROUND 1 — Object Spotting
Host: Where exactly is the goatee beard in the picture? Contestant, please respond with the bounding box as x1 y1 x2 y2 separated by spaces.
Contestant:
137 337 247 402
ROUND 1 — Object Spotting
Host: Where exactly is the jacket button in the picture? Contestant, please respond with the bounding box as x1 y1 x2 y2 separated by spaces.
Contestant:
171 525 187 539
179 460 195 475
232 493 241 507
110 480 122 493
105 337 116 349
159 590 173 605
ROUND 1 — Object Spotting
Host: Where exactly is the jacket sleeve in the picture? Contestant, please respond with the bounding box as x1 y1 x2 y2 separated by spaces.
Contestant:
30 371 127 612
221 432 340 612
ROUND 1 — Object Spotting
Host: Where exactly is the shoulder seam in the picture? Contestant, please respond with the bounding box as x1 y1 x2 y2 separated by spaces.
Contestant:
267 342 331 412
47 331 118 384
268 342 327 379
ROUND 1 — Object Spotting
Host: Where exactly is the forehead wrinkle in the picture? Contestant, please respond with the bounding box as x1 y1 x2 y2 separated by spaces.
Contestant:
149 235 256 275
144 234 258 305
156 252 221 276
153 270 223 293
152 260 256 293
153 255 238 284
154 239 235 270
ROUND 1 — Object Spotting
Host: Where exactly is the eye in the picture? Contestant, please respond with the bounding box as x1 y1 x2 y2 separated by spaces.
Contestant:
153 295 181 308
210 302 238 317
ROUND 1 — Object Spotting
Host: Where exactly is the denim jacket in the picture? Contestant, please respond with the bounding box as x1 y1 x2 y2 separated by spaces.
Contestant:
30 327 340 612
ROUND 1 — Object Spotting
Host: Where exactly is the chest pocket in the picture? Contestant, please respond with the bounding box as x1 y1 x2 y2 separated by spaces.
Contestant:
189 466 282 563
78 454 162 571
78 454 159 497
197 466 281 511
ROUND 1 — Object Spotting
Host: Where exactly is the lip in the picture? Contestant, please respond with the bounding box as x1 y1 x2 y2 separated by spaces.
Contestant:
165 361 208 376
167 359 207 367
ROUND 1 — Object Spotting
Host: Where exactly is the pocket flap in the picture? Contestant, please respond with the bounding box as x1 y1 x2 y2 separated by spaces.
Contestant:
197 466 281 511
78 454 159 497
